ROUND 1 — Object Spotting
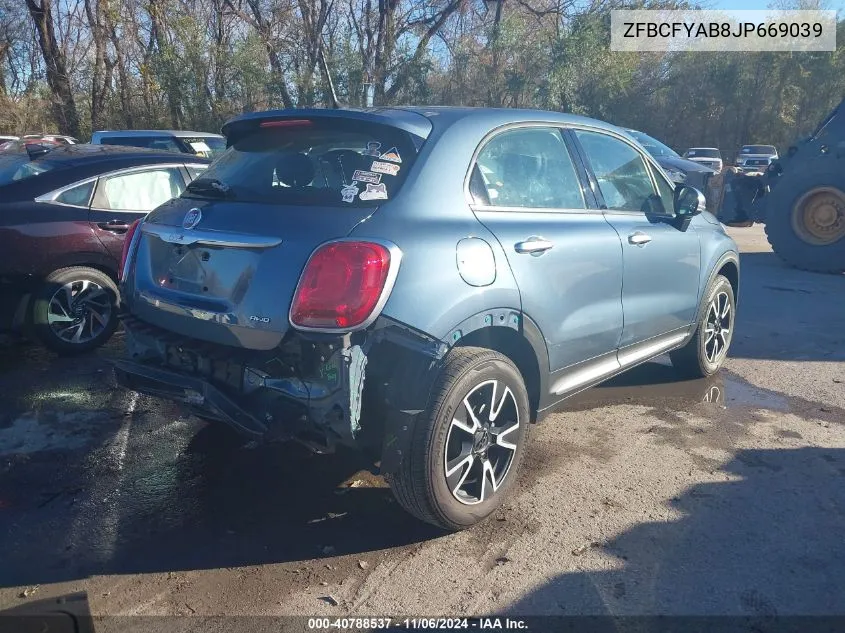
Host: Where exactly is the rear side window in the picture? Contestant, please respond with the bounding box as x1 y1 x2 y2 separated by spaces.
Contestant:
56 181 95 207
186 164 208 181
473 127 584 209
93 167 185 211
186 119 418 207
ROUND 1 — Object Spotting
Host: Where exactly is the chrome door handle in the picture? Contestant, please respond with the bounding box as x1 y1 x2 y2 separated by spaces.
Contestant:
628 231 652 246
514 237 554 254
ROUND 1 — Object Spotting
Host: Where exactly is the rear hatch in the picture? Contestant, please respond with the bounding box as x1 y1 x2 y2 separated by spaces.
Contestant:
124 114 427 350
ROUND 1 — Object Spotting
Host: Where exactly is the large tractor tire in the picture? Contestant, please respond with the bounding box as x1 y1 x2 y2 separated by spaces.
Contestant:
765 171 845 274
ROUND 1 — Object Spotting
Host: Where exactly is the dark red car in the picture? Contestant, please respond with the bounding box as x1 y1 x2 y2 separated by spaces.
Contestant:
0 144 209 354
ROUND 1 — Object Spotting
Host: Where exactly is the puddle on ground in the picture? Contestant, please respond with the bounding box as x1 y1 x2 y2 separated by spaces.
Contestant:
563 360 791 414
722 374 790 412
0 411 108 455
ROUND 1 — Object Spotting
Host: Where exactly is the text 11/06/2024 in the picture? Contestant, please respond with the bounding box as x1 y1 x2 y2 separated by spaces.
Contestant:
306 617 529 630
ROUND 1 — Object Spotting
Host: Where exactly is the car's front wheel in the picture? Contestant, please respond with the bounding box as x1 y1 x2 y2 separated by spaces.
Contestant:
670 273 735 378
388 346 530 531
31 266 119 355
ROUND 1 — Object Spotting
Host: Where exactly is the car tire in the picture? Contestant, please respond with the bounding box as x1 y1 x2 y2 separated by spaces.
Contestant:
31 266 119 355
670 274 735 379
764 173 845 274
387 346 530 531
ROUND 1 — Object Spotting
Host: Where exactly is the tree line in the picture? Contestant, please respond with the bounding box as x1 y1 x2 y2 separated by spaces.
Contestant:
1 0 842 158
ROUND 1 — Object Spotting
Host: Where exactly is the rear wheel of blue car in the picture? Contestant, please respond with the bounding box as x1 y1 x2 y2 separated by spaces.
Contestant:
388 347 530 531
670 274 735 378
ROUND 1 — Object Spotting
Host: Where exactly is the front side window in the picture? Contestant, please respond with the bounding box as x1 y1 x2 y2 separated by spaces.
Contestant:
93 168 185 211
653 168 675 217
184 119 419 207
576 130 657 212
472 127 585 209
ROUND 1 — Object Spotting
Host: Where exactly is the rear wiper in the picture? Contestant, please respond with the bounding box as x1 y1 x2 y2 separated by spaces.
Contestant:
185 177 234 198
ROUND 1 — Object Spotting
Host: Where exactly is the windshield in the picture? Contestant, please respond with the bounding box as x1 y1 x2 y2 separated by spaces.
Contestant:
685 148 721 159
186 119 417 207
0 154 57 186
628 131 680 158
181 136 227 159
741 145 777 154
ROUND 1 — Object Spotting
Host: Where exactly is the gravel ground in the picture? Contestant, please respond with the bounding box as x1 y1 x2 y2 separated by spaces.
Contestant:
0 224 843 620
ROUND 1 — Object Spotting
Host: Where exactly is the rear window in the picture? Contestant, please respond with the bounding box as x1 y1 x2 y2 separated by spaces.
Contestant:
741 145 776 154
0 154 57 186
186 119 417 207
180 137 226 159
686 148 720 159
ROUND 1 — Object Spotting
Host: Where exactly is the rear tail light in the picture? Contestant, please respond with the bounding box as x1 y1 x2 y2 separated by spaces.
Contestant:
120 219 142 282
290 241 398 330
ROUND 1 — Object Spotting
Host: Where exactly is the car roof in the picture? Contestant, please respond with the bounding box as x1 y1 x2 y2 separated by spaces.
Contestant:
222 106 622 142
25 143 211 165
687 147 719 150
93 129 224 138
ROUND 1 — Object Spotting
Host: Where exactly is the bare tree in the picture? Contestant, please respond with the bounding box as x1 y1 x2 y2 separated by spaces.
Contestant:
223 0 295 108
84 0 116 129
24 0 81 136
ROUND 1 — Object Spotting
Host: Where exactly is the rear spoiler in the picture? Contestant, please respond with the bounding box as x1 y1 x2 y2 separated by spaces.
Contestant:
220 108 433 147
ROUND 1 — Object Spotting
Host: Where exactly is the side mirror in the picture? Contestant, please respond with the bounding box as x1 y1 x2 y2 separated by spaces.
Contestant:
673 185 705 230
674 185 705 216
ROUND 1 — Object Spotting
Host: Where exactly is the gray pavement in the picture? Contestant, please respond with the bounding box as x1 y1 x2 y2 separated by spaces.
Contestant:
0 225 843 618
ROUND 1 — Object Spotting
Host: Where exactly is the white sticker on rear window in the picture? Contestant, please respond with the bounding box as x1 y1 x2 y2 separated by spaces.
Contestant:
379 147 402 163
189 141 211 153
359 183 388 200
341 183 359 203
371 161 400 176
352 170 382 184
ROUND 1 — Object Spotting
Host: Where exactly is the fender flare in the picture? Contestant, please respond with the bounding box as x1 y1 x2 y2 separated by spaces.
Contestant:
376 309 552 474
41 252 119 280
684 249 740 345
444 307 551 413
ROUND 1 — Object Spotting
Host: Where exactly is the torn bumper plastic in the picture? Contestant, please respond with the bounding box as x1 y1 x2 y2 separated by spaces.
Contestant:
114 314 372 448
113 358 268 439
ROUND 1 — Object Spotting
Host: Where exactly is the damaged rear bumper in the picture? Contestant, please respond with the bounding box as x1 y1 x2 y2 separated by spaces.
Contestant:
114 358 269 439
114 313 447 466
114 313 372 450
